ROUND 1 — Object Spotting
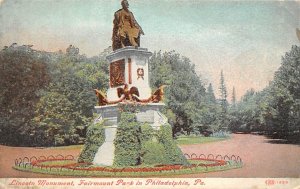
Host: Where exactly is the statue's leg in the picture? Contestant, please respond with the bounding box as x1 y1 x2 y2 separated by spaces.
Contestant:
120 36 126 48
129 36 138 47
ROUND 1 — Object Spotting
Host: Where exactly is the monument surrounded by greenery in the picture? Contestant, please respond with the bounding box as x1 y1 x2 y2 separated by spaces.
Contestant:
78 0 187 167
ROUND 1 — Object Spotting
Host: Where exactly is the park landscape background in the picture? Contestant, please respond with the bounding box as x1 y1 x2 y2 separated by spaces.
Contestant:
0 44 300 179
0 0 300 178
0 44 299 147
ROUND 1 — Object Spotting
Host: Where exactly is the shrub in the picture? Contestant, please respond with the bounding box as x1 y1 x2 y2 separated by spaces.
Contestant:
140 123 167 165
212 130 231 138
113 112 141 166
113 112 188 167
140 123 155 142
141 141 167 165
158 124 189 165
78 121 105 163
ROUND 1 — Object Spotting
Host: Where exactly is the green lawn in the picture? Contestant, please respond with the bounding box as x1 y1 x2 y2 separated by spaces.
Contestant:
176 136 229 145
47 145 83 150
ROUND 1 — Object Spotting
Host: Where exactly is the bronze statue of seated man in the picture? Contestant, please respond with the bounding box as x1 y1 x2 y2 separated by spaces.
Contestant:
112 0 144 51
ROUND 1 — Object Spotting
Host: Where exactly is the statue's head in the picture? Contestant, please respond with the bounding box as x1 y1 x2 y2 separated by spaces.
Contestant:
121 0 129 10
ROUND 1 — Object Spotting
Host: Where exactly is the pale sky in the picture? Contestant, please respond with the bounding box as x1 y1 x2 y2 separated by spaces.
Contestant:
0 0 299 100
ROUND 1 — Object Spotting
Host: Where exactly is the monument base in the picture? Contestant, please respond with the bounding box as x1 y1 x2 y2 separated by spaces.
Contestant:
94 102 168 129
92 103 168 166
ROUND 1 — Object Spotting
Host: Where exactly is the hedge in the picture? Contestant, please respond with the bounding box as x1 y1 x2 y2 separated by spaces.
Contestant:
113 112 188 167
77 121 105 163
113 112 141 166
158 124 189 165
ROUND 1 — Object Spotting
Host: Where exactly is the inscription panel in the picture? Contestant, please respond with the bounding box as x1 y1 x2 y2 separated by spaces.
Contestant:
136 110 154 123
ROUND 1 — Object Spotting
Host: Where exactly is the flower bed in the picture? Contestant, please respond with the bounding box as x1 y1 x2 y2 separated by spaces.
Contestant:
13 154 242 177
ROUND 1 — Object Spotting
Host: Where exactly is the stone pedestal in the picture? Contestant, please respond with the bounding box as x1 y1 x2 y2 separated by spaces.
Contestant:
91 47 168 166
92 103 168 166
106 47 152 101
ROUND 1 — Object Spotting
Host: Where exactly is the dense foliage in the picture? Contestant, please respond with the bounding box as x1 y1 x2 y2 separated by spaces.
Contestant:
0 46 50 146
113 112 142 166
229 45 300 142
113 111 188 166
265 45 300 140
78 121 105 163
150 51 219 135
157 124 189 165
0 45 235 147
0 44 108 146
1 42 299 146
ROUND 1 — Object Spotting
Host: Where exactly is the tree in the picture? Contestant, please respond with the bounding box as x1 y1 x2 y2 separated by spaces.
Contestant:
262 45 300 140
149 51 206 135
229 89 263 133
195 83 221 133
0 43 111 146
217 70 229 131
33 92 79 146
207 83 216 104
229 45 300 141
0 45 50 146
219 70 228 113
32 49 104 146
66 45 79 56
231 86 237 106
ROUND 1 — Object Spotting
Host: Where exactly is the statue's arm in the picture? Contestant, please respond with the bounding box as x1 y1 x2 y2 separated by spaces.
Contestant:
130 12 144 35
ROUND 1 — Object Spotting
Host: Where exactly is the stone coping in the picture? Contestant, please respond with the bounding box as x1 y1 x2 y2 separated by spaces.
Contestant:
94 102 165 109
106 47 152 62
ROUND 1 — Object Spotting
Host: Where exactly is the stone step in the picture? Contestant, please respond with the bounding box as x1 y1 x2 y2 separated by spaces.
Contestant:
93 127 117 166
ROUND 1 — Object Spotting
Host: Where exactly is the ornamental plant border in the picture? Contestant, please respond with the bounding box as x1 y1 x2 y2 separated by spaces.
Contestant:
13 153 242 177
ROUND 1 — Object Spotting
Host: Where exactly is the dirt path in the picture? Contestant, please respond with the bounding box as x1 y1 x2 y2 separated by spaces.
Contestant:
0 134 299 178
180 134 300 177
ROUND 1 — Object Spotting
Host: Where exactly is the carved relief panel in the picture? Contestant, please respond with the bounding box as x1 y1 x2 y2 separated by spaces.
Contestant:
110 59 125 87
